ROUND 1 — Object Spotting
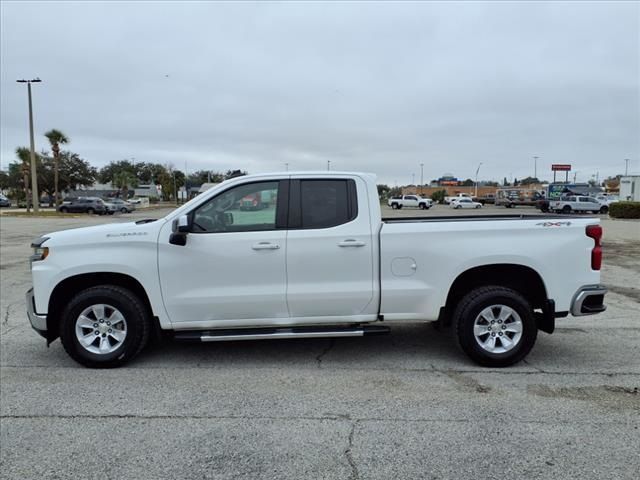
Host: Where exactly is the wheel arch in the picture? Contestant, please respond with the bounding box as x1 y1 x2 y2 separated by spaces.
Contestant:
440 264 548 327
46 272 155 344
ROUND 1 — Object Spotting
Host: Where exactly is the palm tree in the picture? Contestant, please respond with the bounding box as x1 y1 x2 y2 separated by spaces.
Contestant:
44 129 69 207
15 147 31 212
112 171 137 199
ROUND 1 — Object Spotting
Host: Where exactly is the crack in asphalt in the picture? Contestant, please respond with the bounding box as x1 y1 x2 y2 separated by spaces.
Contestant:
1 414 636 426
0 364 638 376
316 339 336 366
345 420 360 480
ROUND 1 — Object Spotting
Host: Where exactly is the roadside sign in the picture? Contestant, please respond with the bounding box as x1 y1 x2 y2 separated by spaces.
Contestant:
551 164 571 171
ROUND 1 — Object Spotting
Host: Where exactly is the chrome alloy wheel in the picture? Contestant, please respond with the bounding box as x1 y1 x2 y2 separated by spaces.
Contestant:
473 305 523 354
75 304 127 354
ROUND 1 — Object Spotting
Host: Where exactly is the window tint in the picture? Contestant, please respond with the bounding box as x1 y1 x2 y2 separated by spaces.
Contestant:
192 181 279 233
299 179 357 229
406 196 417 201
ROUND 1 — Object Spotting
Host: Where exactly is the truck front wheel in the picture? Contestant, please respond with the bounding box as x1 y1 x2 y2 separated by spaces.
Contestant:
453 286 537 367
59 285 151 368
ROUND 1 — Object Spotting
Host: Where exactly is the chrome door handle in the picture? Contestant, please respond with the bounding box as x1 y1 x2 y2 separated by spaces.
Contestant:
252 242 280 250
338 239 366 247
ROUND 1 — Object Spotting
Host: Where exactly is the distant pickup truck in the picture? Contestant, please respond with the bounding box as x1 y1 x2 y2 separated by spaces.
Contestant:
27 172 607 368
387 195 432 210
551 195 606 214
444 193 471 205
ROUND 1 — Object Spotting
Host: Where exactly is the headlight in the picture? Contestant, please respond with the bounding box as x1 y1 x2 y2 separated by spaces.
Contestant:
30 237 50 263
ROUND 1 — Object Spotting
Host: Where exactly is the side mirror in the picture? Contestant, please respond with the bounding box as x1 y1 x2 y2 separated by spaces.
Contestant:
170 214 190 246
177 214 191 232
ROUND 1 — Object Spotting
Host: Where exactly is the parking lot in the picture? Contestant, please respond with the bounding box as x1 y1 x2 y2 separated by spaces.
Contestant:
1 205 639 479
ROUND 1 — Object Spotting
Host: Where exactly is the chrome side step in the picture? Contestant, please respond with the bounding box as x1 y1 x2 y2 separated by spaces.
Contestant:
173 325 390 343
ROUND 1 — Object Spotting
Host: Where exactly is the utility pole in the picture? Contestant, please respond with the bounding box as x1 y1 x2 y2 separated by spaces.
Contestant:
327 160 331 171
412 173 415 186
285 163 289 171
533 156 538 180
574 171 579 183
625 159 630 176
420 163 424 196
17 78 42 212
173 170 178 206
475 162 483 197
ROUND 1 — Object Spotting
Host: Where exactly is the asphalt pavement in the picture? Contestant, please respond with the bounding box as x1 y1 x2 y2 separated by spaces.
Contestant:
1 206 638 479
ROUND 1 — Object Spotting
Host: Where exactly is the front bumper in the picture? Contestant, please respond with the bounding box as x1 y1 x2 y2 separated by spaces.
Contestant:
26 288 47 338
571 285 607 316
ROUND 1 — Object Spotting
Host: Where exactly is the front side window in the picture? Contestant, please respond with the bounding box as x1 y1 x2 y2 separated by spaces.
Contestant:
299 179 357 229
192 181 279 233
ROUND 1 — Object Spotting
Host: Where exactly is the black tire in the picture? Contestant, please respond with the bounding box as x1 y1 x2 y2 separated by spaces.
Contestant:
391 203 398 210
475 204 481 209
59 207 68 213
60 285 151 368
453 286 537 367
87 208 95 214
599 206 608 214
455 205 461 209
562 205 571 214
121 207 128 213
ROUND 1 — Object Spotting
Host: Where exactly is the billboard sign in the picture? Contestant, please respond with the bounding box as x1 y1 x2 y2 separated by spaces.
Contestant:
551 164 571 171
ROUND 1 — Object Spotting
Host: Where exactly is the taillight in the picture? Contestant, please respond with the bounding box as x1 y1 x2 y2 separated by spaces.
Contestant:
586 224 602 270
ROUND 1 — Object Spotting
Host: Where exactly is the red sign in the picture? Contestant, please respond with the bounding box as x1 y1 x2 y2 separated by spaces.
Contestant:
552 164 571 171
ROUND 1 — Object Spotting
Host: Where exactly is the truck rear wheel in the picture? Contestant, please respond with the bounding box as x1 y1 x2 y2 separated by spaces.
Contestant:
562 205 571 214
391 203 398 209
59 285 151 368
453 286 537 367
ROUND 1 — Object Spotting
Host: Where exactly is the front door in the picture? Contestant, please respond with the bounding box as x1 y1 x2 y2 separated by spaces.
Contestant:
158 180 288 326
285 177 376 319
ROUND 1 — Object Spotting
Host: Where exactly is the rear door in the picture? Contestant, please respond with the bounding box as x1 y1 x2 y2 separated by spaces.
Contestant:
404 196 419 207
285 177 376 319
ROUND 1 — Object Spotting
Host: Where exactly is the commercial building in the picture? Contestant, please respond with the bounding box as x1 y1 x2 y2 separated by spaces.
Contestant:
619 176 640 201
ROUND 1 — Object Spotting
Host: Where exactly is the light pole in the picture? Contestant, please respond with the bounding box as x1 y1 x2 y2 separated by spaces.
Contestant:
327 160 331 171
412 173 415 186
17 78 42 212
474 162 483 197
285 163 289 171
533 156 538 180
420 163 424 196
574 171 579 183
625 159 630 176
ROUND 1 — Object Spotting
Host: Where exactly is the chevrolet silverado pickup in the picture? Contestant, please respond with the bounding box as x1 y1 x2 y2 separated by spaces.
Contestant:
27 172 607 368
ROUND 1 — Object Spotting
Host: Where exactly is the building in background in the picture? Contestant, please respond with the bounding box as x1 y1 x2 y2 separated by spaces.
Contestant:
619 176 640 201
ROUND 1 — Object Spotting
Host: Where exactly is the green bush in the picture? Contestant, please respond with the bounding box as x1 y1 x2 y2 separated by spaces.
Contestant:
431 189 447 204
609 202 640 219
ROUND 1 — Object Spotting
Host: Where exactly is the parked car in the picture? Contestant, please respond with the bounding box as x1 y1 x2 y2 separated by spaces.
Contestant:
27 171 607 368
444 193 471 205
450 198 482 209
550 195 604 214
104 198 135 214
387 195 432 209
0 194 11 207
57 197 107 215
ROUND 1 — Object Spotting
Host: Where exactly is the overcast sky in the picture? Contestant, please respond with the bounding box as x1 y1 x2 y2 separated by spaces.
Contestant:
1 1 638 185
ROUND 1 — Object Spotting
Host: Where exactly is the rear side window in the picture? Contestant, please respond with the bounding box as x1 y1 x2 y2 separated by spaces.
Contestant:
293 179 358 229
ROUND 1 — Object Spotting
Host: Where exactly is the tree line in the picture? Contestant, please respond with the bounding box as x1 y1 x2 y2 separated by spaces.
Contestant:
0 130 247 204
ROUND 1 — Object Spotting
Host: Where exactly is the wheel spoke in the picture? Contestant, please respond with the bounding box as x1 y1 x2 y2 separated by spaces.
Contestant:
109 329 126 343
483 336 497 351
79 333 97 348
98 335 111 352
498 335 513 350
474 324 490 336
91 304 105 320
498 306 513 322
504 321 523 334
107 310 125 327
77 315 95 329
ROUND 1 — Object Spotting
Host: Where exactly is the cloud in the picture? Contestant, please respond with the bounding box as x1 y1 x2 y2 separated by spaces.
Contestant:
1 1 638 184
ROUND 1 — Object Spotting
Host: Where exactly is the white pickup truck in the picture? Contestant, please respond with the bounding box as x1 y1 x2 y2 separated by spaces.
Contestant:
27 172 607 368
387 195 432 210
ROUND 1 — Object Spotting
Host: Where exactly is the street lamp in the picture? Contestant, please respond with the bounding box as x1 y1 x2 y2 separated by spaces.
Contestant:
327 160 331 171
16 78 42 212
474 162 483 197
420 163 424 196
625 159 630 176
533 156 538 180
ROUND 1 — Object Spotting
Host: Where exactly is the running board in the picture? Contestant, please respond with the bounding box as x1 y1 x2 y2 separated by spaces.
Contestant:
173 325 390 343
